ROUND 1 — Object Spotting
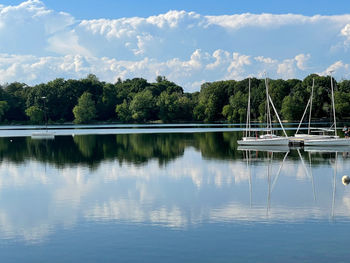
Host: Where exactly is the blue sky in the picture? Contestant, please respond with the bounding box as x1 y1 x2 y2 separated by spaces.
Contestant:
2 0 350 18
0 0 349 91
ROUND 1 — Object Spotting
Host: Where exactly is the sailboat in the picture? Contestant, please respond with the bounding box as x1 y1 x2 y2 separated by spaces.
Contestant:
238 77 289 146
293 78 338 141
303 74 350 146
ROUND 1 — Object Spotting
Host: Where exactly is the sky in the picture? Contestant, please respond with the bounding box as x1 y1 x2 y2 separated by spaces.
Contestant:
2 0 350 18
0 0 349 91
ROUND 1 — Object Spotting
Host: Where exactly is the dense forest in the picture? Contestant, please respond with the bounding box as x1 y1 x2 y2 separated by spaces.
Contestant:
0 74 349 124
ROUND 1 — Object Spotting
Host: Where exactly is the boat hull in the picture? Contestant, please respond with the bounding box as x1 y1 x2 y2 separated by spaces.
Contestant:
237 137 289 146
294 134 339 140
304 138 350 146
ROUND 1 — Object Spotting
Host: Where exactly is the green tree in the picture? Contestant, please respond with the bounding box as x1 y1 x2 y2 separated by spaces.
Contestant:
156 92 192 122
280 96 294 121
302 74 332 119
222 91 247 122
73 92 96 124
176 95 193 120
116 99 132 122
0 101 8 121
222 104 234 122
193 103 205 121
3 82 27 121
339 80 350 93
25 105 44 123
101 83 118 120
195 81 232 122
130 90 155 122
269 79 292 111
157 92 179 121
335 91 350 119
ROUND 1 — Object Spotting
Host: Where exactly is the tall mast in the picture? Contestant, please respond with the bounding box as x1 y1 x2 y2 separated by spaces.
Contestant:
296 98 311 135
245 78 251 138
268 95 288 137
264 76 272 134
330 72 337 136
308 78 314 135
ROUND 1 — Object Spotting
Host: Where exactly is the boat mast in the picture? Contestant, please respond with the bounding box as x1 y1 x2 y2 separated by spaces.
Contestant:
245 78 251 138
308 78 314 135
268 95 288 137
265 76 272 134
330 72 337 136
295 98 311 135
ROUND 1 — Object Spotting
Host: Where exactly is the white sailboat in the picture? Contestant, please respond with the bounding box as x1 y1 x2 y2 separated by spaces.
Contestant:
293 78 338 141
303 73 350 146
238 77 289 146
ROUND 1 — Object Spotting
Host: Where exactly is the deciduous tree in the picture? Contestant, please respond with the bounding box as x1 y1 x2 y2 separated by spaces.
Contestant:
73 92 96 124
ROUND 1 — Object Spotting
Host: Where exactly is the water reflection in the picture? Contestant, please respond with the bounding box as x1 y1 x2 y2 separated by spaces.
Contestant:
0 133 350 246
0 132 240 167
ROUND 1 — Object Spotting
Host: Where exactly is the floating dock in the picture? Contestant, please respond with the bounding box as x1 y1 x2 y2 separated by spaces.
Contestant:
288 137 304 147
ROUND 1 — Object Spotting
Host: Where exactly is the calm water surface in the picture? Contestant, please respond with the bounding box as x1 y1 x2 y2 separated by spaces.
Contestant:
0 128 350 262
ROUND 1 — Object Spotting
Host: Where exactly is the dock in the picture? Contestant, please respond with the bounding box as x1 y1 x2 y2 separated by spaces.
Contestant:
288 137 304 147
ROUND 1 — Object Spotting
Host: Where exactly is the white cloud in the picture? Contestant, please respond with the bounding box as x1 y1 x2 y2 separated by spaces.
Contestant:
0 1 349 90
319 61 350 78
341 24 350 37
206 49 230 70
295 53 310 70
207 13 308 30
0 0 75 56
254 56 278 64
47 31 92 56
207 13 350 31
277 59 297 78
341 24 350 48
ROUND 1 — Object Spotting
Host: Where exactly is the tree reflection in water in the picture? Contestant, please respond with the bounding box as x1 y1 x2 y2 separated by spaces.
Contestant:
0 132 242 168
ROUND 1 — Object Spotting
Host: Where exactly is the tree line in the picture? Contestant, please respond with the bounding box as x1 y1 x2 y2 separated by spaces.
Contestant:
0 73 349 124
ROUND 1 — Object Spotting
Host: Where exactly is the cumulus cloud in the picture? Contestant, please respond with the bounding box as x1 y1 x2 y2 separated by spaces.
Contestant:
319 61 350 78
0 51 319 92
276 54 312 79
0 1 349 91
0 0 76 56
295 53 310 70
341 24 350 48
207 13 309 30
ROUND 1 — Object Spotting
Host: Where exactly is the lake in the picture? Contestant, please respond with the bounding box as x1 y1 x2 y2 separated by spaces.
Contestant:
0 127 350 262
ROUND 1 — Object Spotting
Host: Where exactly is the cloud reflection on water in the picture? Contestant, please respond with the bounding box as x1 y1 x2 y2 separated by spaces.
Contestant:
0 146 350 243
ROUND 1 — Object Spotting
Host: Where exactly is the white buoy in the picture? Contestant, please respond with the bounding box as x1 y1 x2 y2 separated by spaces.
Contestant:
342 175 350 186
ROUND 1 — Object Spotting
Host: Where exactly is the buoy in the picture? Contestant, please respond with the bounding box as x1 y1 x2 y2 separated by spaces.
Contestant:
342 175 350 186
